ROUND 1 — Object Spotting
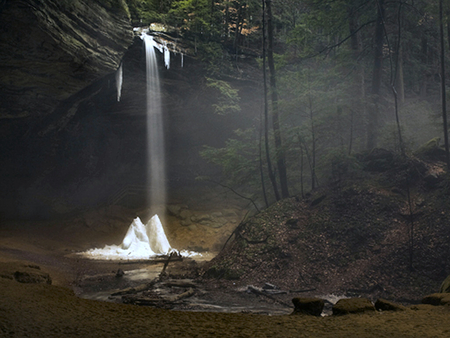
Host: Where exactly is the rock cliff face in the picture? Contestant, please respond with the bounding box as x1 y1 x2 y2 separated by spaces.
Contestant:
0 0 132 119
0 1 262 219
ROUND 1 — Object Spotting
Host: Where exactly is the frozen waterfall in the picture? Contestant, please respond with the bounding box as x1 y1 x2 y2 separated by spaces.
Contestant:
115 62 123 102
79 215 171 260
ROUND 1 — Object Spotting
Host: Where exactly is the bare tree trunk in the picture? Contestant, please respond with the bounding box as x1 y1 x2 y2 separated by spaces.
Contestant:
308 93 317 190
300 142 304 198
262 0 280 201
420 37 428 97
224 0 230 40
259 106 269 208
234 3 242 53
440 0 450 168
367 0 385 150
349 7 366 154
265 0 289 198
447 8 450 52
396 44 405 106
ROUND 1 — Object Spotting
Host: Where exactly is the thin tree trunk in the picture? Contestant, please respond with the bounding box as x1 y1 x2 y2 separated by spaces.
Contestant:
420 37 428 97
259 106 269 208
396 44 405 106
225 1 230 40
349 7 366 154
367 0 385 150
440 0 450 168
265 0 289 198
262 0 280 201
349 109 354 155
234 4 242 53
447 8 450 52
300 142 304 198
308 93 317 190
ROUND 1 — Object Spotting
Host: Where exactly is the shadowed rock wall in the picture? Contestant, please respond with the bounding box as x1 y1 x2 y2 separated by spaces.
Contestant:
0 2 261 219
0 0 132 120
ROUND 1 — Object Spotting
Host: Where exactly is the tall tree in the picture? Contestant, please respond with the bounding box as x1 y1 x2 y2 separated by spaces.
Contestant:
262 0 280 201
440 0 450 168
367 0 385 150
265 0 290 198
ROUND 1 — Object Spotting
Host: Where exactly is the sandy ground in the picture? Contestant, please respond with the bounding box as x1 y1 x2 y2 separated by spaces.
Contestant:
2 203 450 337
2 276 450 337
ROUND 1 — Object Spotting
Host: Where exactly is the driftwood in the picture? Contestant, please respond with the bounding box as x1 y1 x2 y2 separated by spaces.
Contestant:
163 280 197 288
159 252 178 280
166 288 195 302
122 288 195 306
289 288 316 293
111 280 156 296
246 286 293 308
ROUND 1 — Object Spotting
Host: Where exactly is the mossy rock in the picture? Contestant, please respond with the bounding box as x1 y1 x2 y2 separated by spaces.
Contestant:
14 271 52 285
363 148 394 172
414 137 447 161
422 293 450 306
375 299 406 312
291 298 324 316
332 298 375 315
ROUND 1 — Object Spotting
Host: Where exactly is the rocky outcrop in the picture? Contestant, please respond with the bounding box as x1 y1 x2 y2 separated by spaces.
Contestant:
422 293 450 306
291 298 324 316
0 0 133 120
374 299 406 312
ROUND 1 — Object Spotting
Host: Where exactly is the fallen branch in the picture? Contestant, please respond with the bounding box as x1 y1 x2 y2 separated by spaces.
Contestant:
198 177 260 212
289 288 316 293
111 281 156 296
247 286 293 308
166 288 195 302
221 211 251 251
122 288 195 306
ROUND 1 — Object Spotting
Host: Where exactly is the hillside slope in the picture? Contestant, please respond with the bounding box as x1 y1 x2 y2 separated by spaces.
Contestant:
202 150 450 302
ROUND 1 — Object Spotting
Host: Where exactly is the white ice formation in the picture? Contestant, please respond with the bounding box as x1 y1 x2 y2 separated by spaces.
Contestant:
80 215 172 260
115 62 123 102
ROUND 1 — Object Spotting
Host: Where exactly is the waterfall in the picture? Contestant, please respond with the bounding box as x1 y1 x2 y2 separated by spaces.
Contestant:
115 62 123 102
143 35 166 223
77 33 203 260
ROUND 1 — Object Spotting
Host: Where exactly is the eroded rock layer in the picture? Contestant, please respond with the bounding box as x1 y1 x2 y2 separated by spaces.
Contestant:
0 0 133 119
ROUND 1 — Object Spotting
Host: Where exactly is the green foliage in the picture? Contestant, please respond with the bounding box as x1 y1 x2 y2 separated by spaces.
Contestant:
200 128 259 189
206 78 241 115
127 0 167 24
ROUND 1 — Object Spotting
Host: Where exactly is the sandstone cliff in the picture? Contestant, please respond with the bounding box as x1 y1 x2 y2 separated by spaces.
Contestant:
0 0 133 120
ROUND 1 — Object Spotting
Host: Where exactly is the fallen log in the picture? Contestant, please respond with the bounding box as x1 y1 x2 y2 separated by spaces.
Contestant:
247 286 293 308
289 288 316 293
111 280 156 296
166 288 195 302
121 288 195 306
163 280 197 288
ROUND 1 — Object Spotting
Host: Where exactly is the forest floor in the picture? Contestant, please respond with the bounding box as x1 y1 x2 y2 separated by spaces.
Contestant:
2 153 450 336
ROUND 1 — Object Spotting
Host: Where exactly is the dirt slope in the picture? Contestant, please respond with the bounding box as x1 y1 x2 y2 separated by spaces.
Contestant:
202 154 450 303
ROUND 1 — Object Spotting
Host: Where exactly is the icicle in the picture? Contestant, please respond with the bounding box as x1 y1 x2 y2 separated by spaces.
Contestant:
164 45 170 69
115 62 123 102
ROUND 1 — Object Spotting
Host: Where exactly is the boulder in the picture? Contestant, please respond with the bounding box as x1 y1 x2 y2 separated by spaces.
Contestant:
422 293 450 306
374 299 406 312
14 271 52 285
363 148 394 172
332 298 375 315
414 137 447 162
291 298 324 316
